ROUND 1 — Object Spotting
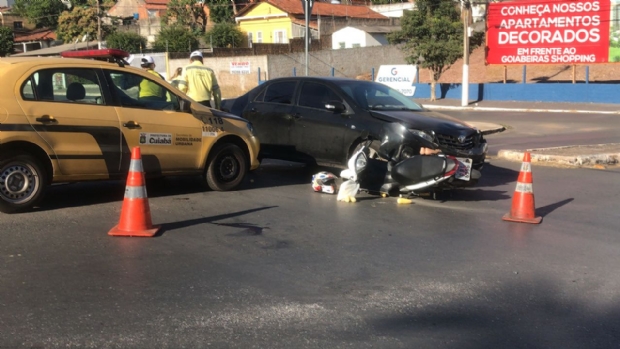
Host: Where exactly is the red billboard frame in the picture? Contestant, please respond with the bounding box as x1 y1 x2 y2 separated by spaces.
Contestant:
486 0 614 65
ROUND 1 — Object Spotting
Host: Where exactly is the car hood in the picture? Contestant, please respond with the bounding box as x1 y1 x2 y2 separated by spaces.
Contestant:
370 109 477 135
191 103 247 123
220 98 235 112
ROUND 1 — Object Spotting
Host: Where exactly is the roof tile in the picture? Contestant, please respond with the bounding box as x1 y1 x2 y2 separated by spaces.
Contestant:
14 29 56 43
241 0 387 19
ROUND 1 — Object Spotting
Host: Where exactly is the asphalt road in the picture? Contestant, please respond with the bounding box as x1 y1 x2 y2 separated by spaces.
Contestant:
1 111 619 349
445 110 620 156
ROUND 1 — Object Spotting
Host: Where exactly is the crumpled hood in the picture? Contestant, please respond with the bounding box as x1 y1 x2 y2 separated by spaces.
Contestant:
191 104 248 124
370 109 477 136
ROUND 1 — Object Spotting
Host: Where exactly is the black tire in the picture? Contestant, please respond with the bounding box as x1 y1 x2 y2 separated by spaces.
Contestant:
0 153 47 213
205 143 248 191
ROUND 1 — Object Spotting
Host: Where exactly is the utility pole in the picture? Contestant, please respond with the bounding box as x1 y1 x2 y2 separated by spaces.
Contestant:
301 0 314 76
461 0 470 107
96 0 102 49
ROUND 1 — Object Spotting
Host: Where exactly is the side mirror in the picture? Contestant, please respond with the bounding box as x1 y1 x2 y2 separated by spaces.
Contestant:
179 98 192 113
324 100 346 113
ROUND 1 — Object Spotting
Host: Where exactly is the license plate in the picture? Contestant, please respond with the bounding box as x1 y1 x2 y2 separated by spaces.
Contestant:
455 157 472 181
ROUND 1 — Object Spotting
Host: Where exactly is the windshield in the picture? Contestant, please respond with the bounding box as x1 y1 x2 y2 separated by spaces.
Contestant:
339 80 424 111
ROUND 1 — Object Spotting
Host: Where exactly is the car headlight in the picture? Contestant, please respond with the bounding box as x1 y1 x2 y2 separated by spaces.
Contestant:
246 122 255 134
409 129 435 143
401 145 415 159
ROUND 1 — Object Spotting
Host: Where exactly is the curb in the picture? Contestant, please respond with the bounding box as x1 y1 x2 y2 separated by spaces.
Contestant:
423 105 620 115
469 122 506 135
497 145 620 167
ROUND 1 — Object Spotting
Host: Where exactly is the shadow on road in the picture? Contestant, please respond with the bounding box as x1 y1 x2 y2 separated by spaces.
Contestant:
29 161 320 212
537 198 574 217
29 161 522 212
448 188 512 202
33 177 209 213
242 159 340 191
477 163 520 188
157 206 277 236
363 277 620 348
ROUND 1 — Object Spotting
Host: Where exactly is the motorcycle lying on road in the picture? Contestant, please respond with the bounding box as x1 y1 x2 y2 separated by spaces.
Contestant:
338 132 481 201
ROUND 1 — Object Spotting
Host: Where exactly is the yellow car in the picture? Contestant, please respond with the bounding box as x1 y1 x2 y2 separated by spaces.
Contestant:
0 49 260 213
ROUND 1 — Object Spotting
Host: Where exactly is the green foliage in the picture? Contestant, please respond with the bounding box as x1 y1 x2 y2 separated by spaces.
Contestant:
0 27 14 57
105 31 147 52
153 25 200 52
57 6 97 42
13 0 67 28
70 0 92 7
388 0 463 84
610 31 620 48
162 0 207 33
57 5 114 43
205 22 243 47
470 31 485 52
609 47 620 62
56 0 116 43
206 0 235 24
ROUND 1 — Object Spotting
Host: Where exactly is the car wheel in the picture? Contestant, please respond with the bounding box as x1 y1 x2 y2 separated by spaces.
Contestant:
205 143 248 191
0 153 47 213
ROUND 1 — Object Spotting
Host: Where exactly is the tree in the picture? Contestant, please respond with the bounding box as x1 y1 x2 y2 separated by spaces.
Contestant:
153 25 200 52
105 31 147 53
57 6 96 42
57 0 115 43
162 0 207 33
0 27 14 57
205 22 243 48
206 0 235 24
388 0 463 101
13 0 67 28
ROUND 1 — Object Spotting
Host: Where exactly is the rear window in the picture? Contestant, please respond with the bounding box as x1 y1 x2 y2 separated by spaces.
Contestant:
21 68 104 105
259 81 296 104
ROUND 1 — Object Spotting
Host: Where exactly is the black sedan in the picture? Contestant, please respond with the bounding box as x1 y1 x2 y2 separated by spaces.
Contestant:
221 77 487 171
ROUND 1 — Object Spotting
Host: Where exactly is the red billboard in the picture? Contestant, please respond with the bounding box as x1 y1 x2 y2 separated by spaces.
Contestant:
486 0 615 64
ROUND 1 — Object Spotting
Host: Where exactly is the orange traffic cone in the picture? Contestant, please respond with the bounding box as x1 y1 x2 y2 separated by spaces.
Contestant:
108 147 160 237
502 152 542 224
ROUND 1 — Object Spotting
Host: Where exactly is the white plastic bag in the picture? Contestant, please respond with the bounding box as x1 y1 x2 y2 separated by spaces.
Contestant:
337 180 360 203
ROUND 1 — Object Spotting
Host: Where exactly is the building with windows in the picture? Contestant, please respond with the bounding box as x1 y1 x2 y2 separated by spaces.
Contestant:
235 0 387 47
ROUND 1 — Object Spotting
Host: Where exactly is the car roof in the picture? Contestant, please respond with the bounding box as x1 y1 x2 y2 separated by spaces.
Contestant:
0 56 122 67
268 76 367 83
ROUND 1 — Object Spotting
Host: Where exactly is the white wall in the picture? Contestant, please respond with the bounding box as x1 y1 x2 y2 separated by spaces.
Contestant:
332 27 386 49
369 3 416 17
169 55 269 98
135 46 405 99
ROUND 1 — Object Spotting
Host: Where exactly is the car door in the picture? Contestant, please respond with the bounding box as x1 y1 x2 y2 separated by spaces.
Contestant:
18 67 122 177
290 81 349 163
242 80 297 159
104 69 204 175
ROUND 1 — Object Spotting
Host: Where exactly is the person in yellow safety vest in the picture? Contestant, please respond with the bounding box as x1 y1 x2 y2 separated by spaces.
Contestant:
169 67 186 90
139 55 166 102
180 51 221 109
